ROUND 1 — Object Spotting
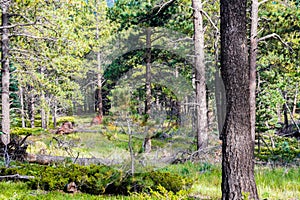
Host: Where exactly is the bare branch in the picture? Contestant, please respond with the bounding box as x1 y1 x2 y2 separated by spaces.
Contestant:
9 33 57 41
200 9 219 32
258 0 270 6
258 33 294 52
0 22 40 29
155 0 176 15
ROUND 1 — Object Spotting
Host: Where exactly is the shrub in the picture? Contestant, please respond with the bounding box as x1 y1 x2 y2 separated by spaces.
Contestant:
56 116 76 125
0 164 192 196
11 127 46 136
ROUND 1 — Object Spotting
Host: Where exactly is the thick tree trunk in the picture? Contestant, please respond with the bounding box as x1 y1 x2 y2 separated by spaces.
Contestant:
192 0 208 149
220 0 259 199
250 0 259 142
1 1 11 145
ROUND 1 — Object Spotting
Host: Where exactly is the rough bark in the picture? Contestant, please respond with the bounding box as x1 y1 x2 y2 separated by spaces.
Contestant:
192 0 208 149
1 0 11 145
220 0 259 199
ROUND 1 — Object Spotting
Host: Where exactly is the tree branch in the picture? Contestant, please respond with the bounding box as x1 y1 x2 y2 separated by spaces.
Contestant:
258 0 269 6
9 33 57 41
258 33 294 52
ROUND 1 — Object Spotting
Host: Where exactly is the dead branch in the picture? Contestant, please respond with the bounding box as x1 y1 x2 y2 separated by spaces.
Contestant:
258 33 294 52
25 153 110 166
0 174 35 181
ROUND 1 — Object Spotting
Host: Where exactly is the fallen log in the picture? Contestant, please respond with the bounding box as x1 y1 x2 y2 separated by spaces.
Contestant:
26 153 109 165
0 174 35 181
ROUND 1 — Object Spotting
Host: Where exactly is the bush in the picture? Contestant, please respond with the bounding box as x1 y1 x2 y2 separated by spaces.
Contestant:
57 116 76 125
0 164 192 196
11 127 46 136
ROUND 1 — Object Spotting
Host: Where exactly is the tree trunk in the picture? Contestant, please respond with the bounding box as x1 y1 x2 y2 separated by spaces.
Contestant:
220 0 259 199
283 90 289 127
250 0 259 142
292 84 298 117
19 86 26 128
192 0 208 149
28 87 35 128
144 27 152 119
143 27 152 152
95 3 103 117
1 1 11 145
40 67 47 129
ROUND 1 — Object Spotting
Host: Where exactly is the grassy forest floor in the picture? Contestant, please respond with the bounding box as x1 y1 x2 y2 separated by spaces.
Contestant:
1 115 300 199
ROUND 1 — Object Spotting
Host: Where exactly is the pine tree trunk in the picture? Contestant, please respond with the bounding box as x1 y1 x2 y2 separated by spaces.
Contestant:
1 1 11 145
192 0 208 149
220 0 259 199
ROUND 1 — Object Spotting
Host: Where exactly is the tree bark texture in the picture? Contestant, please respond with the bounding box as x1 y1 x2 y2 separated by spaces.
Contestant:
192 0 208 150
220 0 259 199
250 0 259 142
1 1 11 145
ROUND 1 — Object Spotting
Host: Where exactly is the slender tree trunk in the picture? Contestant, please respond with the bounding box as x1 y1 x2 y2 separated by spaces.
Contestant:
192 0 208 149
1 1 11 145
292 85 298 117
250 0 259 142
19 86 26 128
40 67 47 129
95 3 103 117
28 87 35 128
283 90 289 127
96 53 103 117
52 103 57 128
41 93 47 129
143 27 152 153
220 0 259 199
144 27 152 119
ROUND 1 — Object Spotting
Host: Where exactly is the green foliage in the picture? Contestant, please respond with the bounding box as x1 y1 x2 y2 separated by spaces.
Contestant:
0 163 191 196
255 133 300 163
11 127 45 136
56 116 76 125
